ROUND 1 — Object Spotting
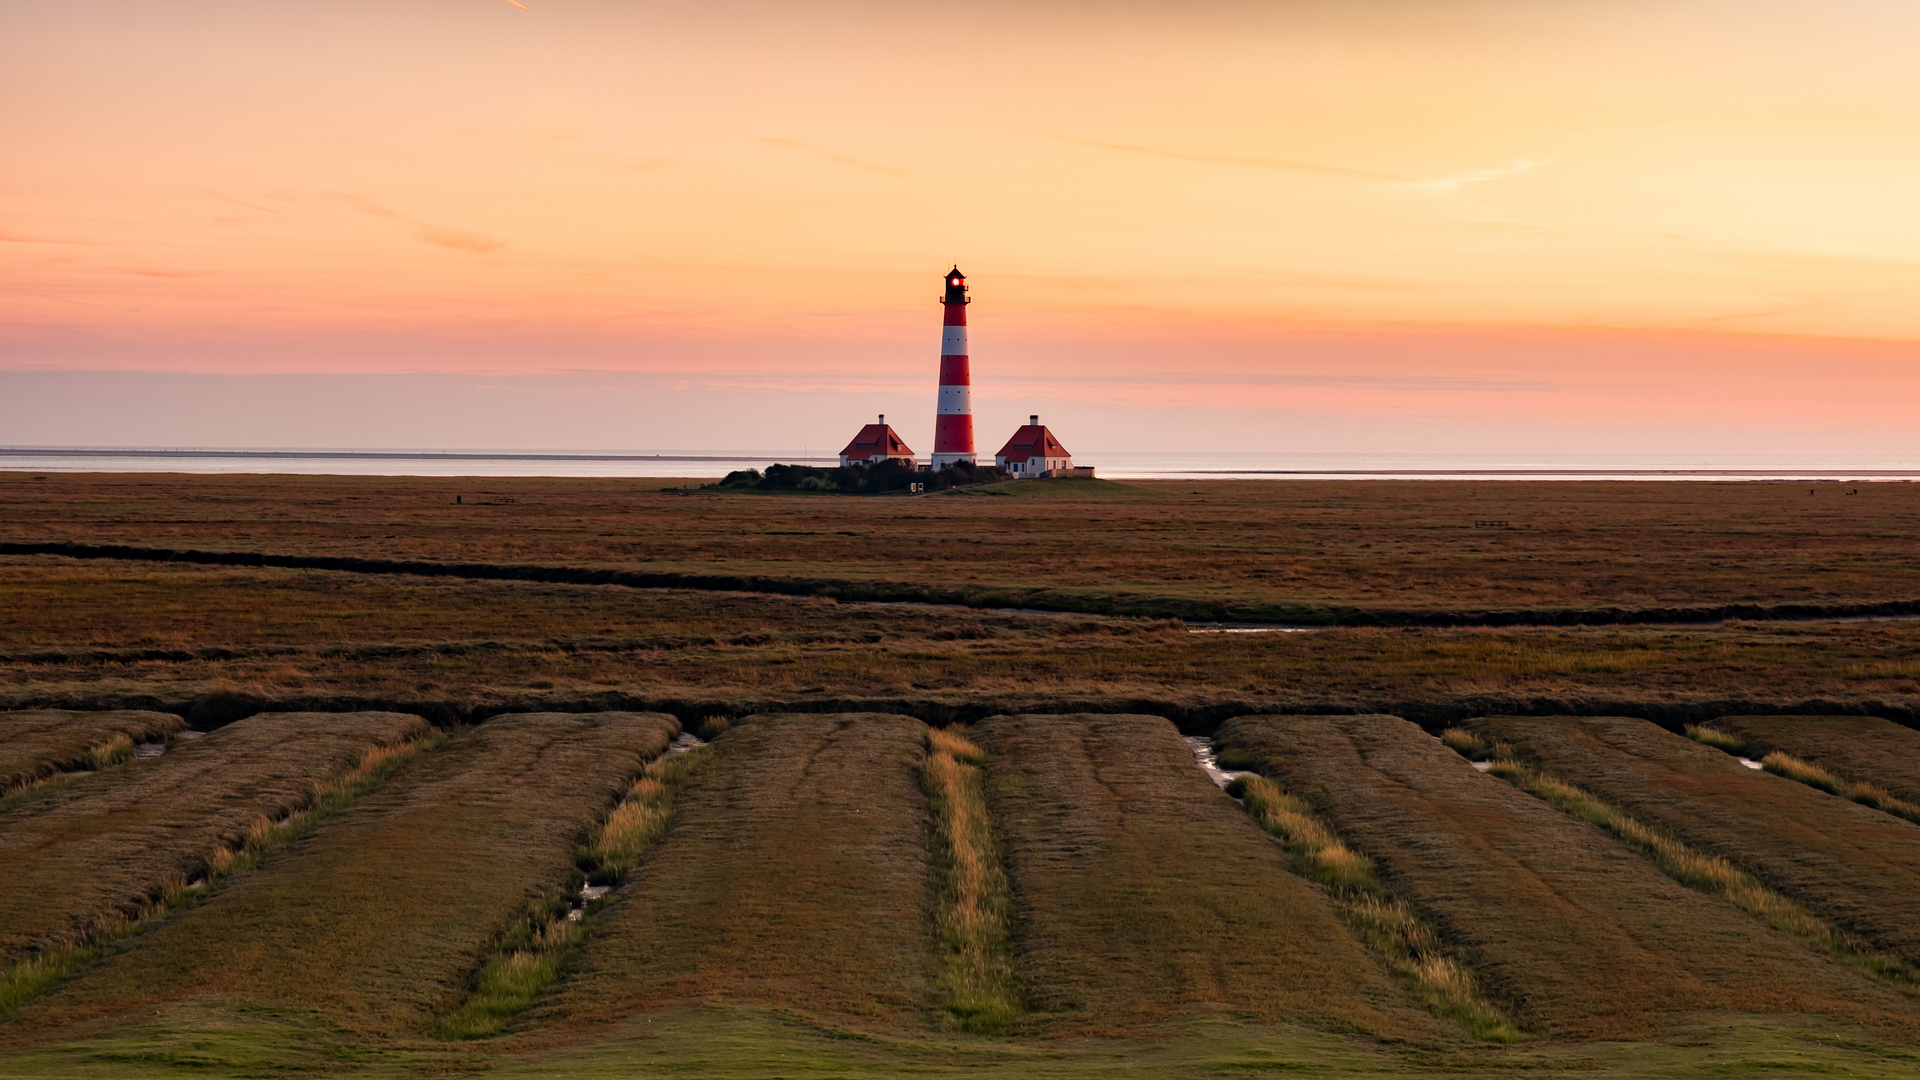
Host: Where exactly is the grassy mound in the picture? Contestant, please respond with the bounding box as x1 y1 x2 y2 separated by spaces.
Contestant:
972 713 1440 1040
1475 716 1920 972
0 711 428 980
0 709 184 799
532 713 936 1033
1221 714 1920 1041
1714 715 1920 812
0 712 676 1044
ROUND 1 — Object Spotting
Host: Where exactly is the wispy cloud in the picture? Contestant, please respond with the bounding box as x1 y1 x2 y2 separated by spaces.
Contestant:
0 230 96 245
1068 138 1412 182
326 196 504 254
1400 158 1550 194
753 137 910 178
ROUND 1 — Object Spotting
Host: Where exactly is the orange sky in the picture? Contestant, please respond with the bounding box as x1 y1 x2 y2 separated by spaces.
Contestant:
3 0 1918 452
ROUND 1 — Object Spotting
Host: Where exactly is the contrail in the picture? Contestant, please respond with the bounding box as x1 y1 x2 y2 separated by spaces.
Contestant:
504 0 529 9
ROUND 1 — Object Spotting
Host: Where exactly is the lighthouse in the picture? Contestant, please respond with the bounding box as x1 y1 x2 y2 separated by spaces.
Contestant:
930 266 975 469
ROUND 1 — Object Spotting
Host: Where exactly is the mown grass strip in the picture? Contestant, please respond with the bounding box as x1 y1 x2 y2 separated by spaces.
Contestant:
1227 774 1522 1042
0 733 439 1019
1486 759 1920 989
435 745 705 1041
923 726 1019 1034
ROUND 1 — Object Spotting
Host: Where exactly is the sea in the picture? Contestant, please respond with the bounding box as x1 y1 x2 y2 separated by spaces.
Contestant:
6 447 1920 481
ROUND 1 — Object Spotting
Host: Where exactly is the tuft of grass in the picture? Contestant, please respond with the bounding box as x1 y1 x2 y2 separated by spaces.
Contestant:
1761 750 1845 796
1439 728 1490 759
436 894 583 1041
1684 724 1748 754
1488 759 1920 988
923 725 1019 1034
1229 773 1521 1042
83 733 136 770
1759 751 1920 825
696 715 732 740
438 745 706 1040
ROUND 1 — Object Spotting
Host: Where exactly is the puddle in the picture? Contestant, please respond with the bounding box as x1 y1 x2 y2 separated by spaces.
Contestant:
177 730 206 741
662 731 706 758
581 883 611 901
1738 758 1765 770
1472 761 1494 772
1184 736 1253 790
135 742 168 759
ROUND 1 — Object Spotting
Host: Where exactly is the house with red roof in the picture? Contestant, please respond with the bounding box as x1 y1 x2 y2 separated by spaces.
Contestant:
838 415 916 467
994 415 1082 477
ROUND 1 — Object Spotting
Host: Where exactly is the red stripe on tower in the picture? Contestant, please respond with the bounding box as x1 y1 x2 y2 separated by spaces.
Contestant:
931 266 975 469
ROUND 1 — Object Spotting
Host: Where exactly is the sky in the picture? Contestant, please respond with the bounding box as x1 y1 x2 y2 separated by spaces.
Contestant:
4 0 1919 457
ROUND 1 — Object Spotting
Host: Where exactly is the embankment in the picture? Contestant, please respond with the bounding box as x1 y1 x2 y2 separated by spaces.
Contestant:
0 711 428 973
0 713 677 1043
1476 716 1920 969
1219 714 1920 1041
973 713 1439 1040
531 713 935 1033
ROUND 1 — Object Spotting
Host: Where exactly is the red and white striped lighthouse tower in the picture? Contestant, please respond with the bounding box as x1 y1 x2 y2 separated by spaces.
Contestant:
930 266 976 469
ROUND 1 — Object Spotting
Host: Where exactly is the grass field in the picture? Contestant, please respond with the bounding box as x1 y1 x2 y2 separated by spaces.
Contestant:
0 710 183 798
0 712 677 1046
11 475 1920 1077
1713 715 1920 809
1474 716 1920 970
11 472 1920 622
9 557 1920 723
1218 714 1920 1042
0 711 428 975
529 713 937 1035
974 713 1440 1040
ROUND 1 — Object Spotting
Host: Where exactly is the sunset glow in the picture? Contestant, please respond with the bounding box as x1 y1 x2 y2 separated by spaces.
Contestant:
4 0 1918 453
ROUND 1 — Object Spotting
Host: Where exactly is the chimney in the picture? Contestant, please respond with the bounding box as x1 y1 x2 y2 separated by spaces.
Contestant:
1030 415 1038 427
878 414 885 425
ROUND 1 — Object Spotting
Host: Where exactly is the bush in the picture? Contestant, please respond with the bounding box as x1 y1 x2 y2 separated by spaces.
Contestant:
708 459 1009 495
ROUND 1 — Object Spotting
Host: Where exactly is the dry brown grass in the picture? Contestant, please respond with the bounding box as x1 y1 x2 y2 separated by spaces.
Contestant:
1220 714 1920 1042
973 713 1441 1040
922 725 1018 1033
12 557 1920 717
1752 752 1920 826
0 710 428 975
13 472 1920 619
1228 772 1518 1041
0 712 677 1044
1716 716 1920 811
0 710 184 796
1475 716 1920 971
532 714 936 1034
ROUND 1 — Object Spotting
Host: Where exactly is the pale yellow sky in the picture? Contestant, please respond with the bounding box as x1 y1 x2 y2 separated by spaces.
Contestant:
3 0 1918 451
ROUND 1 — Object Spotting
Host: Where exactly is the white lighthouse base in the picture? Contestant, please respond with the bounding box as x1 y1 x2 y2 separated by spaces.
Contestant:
929 453 976 470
